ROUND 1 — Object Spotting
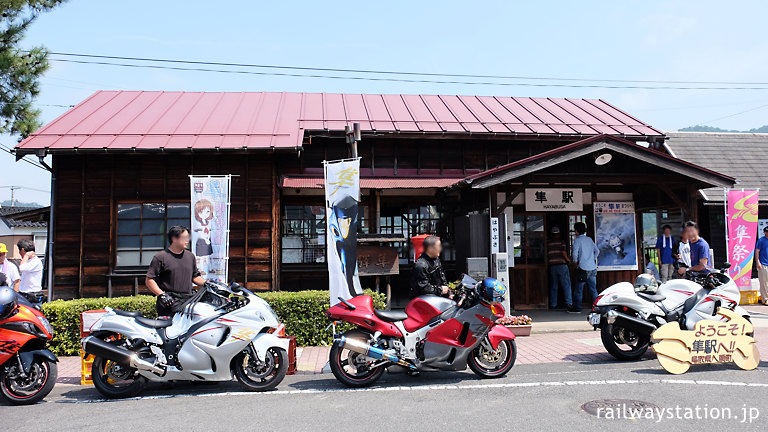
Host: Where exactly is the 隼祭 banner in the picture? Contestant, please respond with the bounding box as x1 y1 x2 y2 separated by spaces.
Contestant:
190 175 232 284
727 190 759 289
324 159 363 305
594 202 638 271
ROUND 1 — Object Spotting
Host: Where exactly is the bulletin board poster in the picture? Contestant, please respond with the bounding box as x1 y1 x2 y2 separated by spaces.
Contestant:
594 202 638 271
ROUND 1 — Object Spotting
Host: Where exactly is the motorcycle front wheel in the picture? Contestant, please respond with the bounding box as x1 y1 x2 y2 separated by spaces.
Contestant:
600 323 650 361
468 338 516 378
329 330 385 388
0 356 57 405
233 347 288 392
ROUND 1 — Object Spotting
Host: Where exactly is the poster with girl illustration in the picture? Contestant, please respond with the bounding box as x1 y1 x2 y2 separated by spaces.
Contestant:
189 175 232 283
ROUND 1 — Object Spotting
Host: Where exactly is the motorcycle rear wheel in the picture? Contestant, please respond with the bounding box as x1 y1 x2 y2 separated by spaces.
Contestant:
0 357 57 405
600 323 650 361
329 330 385 388
468 339 516 378
233 347 288 392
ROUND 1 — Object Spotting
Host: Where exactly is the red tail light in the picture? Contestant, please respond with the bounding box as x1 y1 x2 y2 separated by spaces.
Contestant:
593 295 605 307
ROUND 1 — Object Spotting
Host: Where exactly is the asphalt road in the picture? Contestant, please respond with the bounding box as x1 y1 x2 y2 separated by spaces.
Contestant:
3 358 768 432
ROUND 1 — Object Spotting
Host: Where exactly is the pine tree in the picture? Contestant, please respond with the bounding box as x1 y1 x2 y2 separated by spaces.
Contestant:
1 0 67 139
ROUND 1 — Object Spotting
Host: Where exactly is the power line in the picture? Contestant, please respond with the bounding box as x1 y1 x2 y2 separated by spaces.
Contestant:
699 103 768 125
47 58 768 91
0 143 47 171
47 51 768 86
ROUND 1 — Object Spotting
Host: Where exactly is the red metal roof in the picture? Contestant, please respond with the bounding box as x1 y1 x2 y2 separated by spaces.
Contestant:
281 176 465 189
16 91 663 153
457 134 735 189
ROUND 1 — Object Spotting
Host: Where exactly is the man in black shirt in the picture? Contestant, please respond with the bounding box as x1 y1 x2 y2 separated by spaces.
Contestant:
410 236 449 298
146 226 206 316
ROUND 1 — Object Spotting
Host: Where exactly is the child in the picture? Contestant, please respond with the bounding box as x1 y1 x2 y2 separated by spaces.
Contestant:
644 253 660 282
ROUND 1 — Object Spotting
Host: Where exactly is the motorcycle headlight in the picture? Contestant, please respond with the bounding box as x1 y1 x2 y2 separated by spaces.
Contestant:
37 316 54 336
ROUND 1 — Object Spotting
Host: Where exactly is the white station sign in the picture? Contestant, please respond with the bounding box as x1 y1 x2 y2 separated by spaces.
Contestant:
525 188 583 211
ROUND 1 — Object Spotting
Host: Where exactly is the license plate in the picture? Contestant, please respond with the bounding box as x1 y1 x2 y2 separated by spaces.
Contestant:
589 313 601 325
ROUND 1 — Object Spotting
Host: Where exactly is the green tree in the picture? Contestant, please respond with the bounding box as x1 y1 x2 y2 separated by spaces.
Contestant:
1 0 67 139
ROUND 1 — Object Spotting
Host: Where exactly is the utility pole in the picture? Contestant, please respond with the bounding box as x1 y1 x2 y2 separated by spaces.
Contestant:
10 186 20 207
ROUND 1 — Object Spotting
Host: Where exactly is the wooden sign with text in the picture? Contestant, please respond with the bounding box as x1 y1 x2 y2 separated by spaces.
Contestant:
357 246 399 276
651 308 760 374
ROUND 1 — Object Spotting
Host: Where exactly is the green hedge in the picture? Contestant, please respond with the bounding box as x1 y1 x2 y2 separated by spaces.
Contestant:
42 296 159 356
41 290 386 356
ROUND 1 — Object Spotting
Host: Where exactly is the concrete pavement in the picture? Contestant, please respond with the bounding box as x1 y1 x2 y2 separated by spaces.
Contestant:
7 356 768 431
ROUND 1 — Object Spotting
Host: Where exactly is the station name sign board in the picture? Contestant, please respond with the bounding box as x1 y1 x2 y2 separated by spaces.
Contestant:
525 188 583 211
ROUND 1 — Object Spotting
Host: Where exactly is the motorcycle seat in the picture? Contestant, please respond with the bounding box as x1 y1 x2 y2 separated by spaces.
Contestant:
135 316 173 328
638 292 666 302
374 309 408 322
114 310 142 317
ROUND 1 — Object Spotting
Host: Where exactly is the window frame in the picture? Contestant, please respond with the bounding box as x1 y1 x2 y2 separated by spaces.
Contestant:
112 200 191 272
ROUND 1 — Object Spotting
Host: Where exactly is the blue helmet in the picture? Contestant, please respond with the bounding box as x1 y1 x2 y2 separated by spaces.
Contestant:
479 278 506 303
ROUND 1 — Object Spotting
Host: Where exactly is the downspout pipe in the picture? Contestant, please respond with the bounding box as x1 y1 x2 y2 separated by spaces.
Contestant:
35 150 55 301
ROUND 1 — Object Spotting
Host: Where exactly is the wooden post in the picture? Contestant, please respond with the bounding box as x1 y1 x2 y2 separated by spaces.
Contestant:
271 162 281 291
78 160 85 298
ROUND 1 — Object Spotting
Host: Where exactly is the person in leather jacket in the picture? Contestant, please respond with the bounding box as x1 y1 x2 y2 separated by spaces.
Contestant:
410 236 450 298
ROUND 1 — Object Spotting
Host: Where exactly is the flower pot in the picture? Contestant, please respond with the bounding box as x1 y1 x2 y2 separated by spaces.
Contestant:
505 324 532 337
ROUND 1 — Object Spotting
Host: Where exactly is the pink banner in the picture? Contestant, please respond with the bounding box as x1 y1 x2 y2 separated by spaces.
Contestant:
727 190 759 288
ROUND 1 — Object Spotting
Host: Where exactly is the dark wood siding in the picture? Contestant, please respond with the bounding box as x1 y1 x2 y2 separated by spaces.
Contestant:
52 153 276 299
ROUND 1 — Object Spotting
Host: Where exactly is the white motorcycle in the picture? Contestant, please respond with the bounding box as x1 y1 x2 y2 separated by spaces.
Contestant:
588 263 751 360
81 281 289 398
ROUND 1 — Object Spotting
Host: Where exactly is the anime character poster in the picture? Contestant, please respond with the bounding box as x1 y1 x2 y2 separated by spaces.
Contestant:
594 202 638 271
324 159 363 305
189 175 232 284
727 190 759 289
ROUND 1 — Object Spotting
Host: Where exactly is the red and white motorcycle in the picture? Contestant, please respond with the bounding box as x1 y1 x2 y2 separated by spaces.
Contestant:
326 275 516 387
589 263 751 360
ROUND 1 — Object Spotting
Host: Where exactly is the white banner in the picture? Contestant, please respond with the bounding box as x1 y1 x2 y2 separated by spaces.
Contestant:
190 175 232 284
525 188 583 211
324 159 363 305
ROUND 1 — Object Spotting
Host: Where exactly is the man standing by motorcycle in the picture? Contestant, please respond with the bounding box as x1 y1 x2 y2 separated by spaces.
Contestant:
678 221 710 276
410 235 450 298
146 225 206 316
572 222 599 313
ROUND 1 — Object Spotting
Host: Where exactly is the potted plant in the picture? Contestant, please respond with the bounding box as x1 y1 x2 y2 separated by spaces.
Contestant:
496 315 532 337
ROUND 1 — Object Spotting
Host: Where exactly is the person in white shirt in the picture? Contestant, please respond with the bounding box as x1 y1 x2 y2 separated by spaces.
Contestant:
0 243 20 291
16 239 43 293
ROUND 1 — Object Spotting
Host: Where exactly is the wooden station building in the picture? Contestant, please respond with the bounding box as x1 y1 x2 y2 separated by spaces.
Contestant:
14 91 734 308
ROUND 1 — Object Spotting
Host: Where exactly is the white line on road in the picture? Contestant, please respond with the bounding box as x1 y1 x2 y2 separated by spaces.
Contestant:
60 378 768 404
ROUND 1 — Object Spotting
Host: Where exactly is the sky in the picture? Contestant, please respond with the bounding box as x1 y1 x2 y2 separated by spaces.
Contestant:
2 0 768 205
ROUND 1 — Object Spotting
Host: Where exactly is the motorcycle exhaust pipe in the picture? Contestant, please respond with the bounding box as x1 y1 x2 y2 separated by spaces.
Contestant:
605 310 657 336
81 336 165 375
336 336 416 370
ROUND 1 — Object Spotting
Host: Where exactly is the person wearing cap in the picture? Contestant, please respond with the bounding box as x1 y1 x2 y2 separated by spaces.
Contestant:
754 226 768 305
0 243 20 292
546 226 573 312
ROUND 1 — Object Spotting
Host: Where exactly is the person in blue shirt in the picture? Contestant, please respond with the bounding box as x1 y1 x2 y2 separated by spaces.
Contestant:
678 221 710 277
571 222 599 313
655 224 676 283
754 226 768 305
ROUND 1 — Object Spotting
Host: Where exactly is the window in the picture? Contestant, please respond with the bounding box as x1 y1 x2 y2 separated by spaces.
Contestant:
379 205 453 263
281 204 370 264
116 202 190 268
512 215 545 265
282 205 326 264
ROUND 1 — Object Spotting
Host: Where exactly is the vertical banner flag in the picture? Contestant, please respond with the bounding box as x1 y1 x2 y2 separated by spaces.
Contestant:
727 190 759 289
189 175 232 284
324 159 363 305
594 202 638 271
